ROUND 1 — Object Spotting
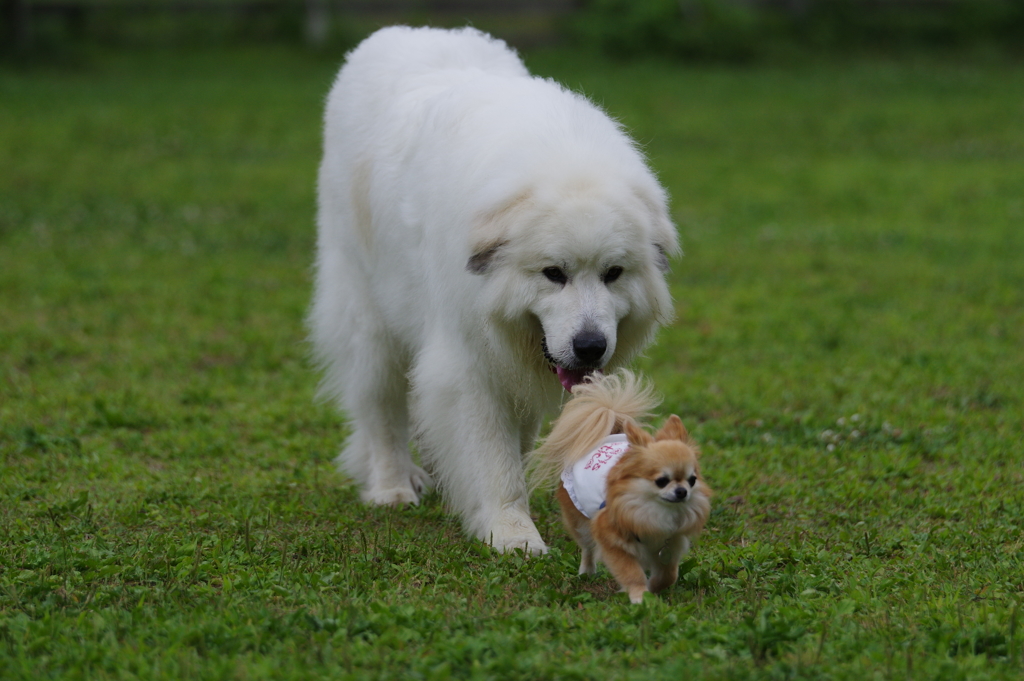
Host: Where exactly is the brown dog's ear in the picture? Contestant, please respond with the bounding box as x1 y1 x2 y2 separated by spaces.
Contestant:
624 420 653 448
654 414 688 442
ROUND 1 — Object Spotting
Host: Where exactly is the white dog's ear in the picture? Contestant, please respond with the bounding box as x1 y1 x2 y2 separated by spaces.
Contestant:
654 244 671 273
650 215 679 273
634 186 679 273
466 189 533 275
466 240 507 274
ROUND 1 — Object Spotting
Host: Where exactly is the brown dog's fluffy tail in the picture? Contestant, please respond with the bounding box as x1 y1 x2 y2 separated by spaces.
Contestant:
527 370 659 492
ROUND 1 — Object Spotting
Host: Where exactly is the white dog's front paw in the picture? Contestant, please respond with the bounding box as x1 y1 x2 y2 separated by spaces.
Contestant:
362 465 433 506
361 486 420 506
486 514 548 555
408 465 434 496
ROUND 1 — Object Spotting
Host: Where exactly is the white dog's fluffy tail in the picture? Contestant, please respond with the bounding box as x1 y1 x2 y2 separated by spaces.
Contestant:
527 370 659 492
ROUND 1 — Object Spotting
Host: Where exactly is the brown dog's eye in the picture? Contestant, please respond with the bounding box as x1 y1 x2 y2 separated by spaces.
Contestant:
655 476 670 488
688 475 697 486
543 267 567 284
603 266 623 284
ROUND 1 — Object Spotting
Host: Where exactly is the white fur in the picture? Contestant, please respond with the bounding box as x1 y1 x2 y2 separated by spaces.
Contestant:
309 26 678 553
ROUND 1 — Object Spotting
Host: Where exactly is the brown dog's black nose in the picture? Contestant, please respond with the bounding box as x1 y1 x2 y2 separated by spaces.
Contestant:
673 486 689 501
573 332 606 366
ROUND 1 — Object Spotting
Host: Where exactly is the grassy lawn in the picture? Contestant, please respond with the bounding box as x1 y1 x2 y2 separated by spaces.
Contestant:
2 44 1023 679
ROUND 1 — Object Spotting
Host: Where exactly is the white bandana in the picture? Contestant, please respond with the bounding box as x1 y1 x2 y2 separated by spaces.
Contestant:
560 434 630 518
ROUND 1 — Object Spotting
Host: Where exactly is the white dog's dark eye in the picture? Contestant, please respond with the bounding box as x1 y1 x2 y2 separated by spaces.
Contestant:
655 475 670 488
543 267 567 284
688 474 697 486
603 266 623 284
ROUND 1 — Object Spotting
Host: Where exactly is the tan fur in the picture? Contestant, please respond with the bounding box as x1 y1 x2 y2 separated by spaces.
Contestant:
530 374 711 603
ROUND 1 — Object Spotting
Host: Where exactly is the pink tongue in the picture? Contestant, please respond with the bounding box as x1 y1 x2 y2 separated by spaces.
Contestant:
556 366 591 392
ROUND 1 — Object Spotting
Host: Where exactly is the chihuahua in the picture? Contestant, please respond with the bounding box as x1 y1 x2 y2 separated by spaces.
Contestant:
530 371 711 603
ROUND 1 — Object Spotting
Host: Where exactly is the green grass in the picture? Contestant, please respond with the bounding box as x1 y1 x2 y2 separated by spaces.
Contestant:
2 45 1023 679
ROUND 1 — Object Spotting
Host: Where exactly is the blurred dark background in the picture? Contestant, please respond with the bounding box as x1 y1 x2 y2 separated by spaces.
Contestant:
3 0 1023 60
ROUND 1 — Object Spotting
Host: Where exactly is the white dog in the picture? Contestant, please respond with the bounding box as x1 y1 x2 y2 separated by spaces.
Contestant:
310 26 678 553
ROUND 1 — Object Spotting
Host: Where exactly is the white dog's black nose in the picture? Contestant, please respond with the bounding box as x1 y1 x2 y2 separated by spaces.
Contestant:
673 486 688 501
573 332 607 365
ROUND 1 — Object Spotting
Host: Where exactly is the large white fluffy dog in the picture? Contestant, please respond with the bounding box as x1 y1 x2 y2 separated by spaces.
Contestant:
310 26 678 553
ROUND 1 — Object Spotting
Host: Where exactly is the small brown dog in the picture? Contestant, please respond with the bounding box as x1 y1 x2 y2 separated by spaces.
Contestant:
530 371 711 603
